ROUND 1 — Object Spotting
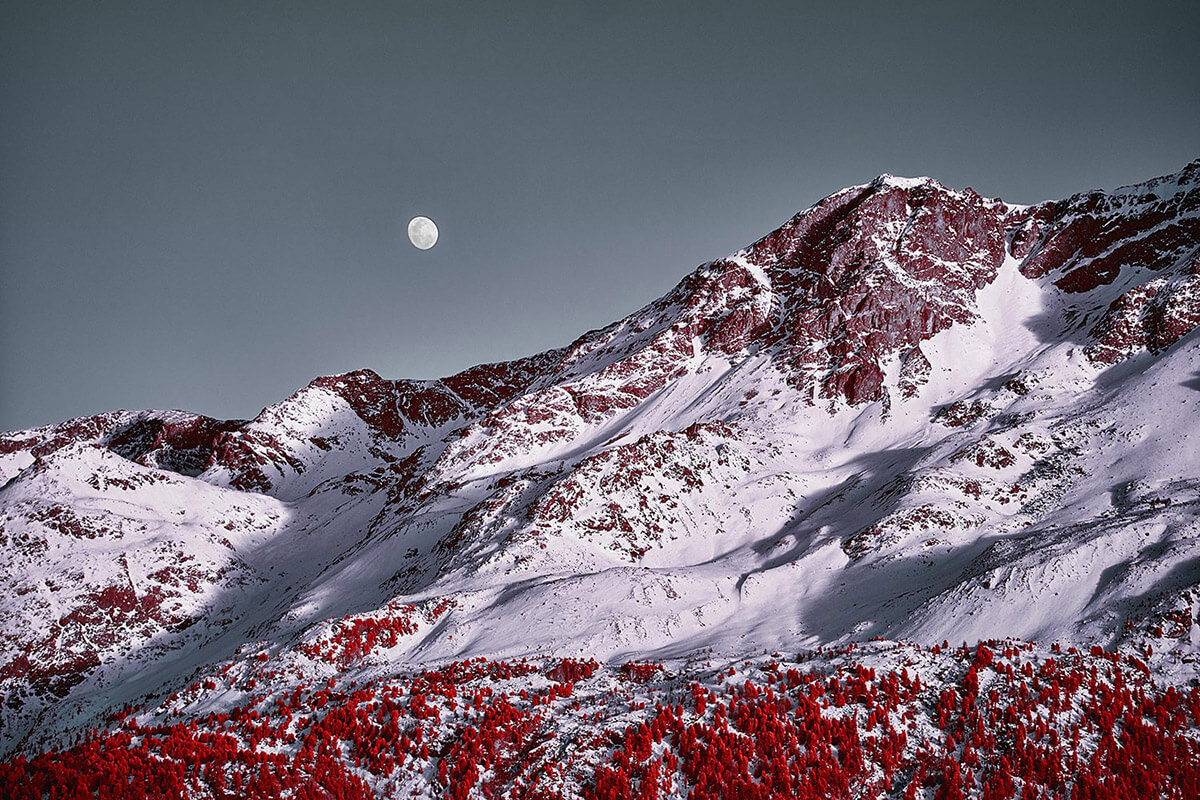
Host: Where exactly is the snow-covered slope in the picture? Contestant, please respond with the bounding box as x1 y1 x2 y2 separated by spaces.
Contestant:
2 162 1199 794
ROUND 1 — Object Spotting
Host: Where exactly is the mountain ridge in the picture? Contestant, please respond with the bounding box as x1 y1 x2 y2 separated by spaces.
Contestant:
1 162 1199 787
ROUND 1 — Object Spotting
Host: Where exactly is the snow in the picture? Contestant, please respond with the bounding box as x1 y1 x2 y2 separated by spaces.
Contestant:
2 161 1199 761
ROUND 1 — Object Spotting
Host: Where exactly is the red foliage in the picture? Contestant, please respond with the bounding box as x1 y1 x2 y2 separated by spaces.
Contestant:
2 643 1199 800
299 598 455 667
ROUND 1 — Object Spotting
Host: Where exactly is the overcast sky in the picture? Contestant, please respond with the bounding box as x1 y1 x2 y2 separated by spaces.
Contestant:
2 1 1197 431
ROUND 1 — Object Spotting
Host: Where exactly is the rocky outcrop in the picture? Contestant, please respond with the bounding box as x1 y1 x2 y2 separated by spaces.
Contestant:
2 162 1199 764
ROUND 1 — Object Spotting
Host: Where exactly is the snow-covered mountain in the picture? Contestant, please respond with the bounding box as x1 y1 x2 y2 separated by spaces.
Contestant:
2 161 1199 798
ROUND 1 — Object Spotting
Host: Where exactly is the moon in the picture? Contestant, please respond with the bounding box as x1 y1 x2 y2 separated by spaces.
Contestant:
407 216 438 250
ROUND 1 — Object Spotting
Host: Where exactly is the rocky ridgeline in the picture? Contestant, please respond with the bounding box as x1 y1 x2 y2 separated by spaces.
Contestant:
1 162 1199 798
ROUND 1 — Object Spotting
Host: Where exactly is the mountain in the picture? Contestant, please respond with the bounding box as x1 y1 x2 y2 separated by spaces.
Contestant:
1 162 1199 798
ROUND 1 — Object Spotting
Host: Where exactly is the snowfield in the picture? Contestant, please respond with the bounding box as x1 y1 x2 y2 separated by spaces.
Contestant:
1 161 1199 798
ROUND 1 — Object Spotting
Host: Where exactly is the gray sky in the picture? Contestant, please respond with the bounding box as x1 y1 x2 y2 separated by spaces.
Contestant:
2 1 1197 431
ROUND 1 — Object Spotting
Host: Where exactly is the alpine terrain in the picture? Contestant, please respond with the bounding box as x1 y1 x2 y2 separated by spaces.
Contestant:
2 161 1200 799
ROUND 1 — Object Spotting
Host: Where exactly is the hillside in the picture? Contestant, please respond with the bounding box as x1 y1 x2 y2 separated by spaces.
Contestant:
2 161 1199 799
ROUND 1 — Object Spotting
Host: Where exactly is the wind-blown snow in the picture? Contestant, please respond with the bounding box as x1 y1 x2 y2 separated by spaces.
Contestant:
1 160 1199 764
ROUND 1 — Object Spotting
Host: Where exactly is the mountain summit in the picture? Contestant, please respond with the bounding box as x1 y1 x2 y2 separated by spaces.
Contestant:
2 162 1199 797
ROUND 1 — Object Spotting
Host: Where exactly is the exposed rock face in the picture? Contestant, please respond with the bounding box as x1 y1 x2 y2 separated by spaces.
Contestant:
1085 247 1200 365
1 161 1199 773
898 346 932 398
1011 160 1200 292
106 414 246 476
739 176 1013 404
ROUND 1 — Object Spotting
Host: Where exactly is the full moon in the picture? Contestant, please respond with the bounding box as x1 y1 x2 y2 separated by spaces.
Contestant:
407 216 438 250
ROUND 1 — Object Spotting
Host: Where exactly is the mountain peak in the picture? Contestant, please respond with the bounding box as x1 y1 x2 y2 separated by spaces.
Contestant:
869 172 939 191
2 164 1200 779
